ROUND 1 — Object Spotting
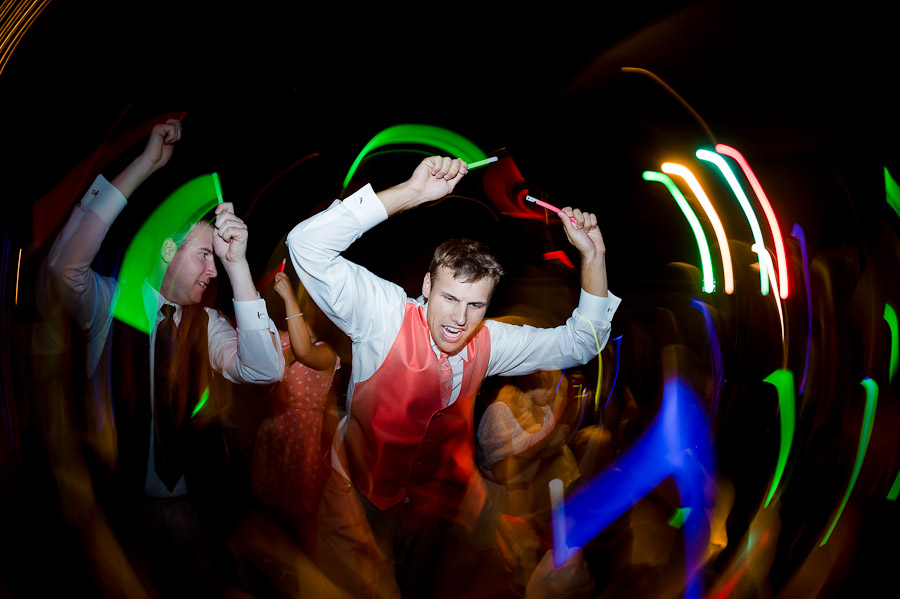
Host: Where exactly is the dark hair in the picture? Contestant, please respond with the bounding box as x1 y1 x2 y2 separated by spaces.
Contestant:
429 238 504 289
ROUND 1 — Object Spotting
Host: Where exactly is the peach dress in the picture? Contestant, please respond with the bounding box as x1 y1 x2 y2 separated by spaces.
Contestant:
250 334 340 515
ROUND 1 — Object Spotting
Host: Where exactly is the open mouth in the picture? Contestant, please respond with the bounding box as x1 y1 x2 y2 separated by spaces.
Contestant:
441 325 463 342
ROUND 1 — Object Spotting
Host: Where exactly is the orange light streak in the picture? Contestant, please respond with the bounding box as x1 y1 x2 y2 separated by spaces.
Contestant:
15 247 21 305
0 0 52 79
661 162 735 294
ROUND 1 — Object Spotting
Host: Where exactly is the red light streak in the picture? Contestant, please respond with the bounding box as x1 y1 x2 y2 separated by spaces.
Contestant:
715 144 789 299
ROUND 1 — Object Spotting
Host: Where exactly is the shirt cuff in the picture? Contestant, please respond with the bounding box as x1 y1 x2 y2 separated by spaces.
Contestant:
232 296 272 331
83 174 127 225
343 183 388 230
577 289 622 321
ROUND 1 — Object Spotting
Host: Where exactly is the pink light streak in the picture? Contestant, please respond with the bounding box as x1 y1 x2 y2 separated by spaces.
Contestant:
715 144 789 299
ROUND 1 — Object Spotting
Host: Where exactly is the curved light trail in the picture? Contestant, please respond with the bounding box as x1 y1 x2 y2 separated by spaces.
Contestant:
643 170 716 293
341 124 487 191
715 144 789 298
662 162 735 294
820 378 878 546
698 149 769 296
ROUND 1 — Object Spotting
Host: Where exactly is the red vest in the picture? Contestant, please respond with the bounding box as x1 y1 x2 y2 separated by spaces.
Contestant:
345 302 491 520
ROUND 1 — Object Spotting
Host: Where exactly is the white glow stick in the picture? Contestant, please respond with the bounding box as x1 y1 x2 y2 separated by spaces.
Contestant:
549 478 568 567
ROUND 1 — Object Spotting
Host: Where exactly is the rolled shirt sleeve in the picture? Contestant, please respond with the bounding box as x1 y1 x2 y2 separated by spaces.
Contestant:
485 290 622 378
205 296 284 384
45 174 127 374
286 184 406 399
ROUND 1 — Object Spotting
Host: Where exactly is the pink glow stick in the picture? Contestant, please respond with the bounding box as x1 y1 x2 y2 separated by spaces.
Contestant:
279 258 286 272
525 195 578 223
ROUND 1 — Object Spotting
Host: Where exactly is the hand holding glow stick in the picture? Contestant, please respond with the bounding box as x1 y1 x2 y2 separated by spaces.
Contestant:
526 195 579 223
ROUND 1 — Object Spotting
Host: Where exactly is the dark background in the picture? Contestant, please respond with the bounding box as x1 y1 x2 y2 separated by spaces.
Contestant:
5 0 900 376
4 0 898 291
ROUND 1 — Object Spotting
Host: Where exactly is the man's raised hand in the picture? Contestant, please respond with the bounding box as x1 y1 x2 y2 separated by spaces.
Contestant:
213 202 249 266
558 207 606 263
139 119 182 177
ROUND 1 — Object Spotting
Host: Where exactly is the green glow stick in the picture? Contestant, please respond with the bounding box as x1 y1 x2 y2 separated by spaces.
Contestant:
467 156 498 170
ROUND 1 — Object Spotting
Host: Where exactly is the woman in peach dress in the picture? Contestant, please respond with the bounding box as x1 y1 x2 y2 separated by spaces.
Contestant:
250 271 339 527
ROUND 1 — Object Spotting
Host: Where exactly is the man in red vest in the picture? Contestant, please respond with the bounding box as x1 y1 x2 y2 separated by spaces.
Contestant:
287 155 620 598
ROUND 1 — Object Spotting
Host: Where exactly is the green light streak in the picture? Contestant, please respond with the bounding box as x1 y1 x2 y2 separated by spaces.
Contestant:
762 370 795 507
341 124 487 191
192 387 209 418
884 304 898 383
820 378 878 546
668 507 692 528
642 171 715 293
113 173 224 333
886 167 900 220
697 149 769 296
888 471 900 501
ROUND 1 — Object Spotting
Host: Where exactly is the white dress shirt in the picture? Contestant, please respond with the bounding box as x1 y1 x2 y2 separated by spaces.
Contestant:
46 174 285 497
286 182 621 474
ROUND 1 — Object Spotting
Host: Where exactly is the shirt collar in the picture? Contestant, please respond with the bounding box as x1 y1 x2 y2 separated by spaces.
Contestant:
143 279 182 326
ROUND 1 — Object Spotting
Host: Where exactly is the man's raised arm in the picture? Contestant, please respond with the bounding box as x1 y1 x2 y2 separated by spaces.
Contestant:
110 120 182 199
556 206 608 299
46 120 182 336
285 156 467 343
375 155 468 216
484 203 620 379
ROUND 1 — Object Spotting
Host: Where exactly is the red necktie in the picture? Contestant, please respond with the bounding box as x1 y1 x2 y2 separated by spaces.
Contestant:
439 352 453 407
